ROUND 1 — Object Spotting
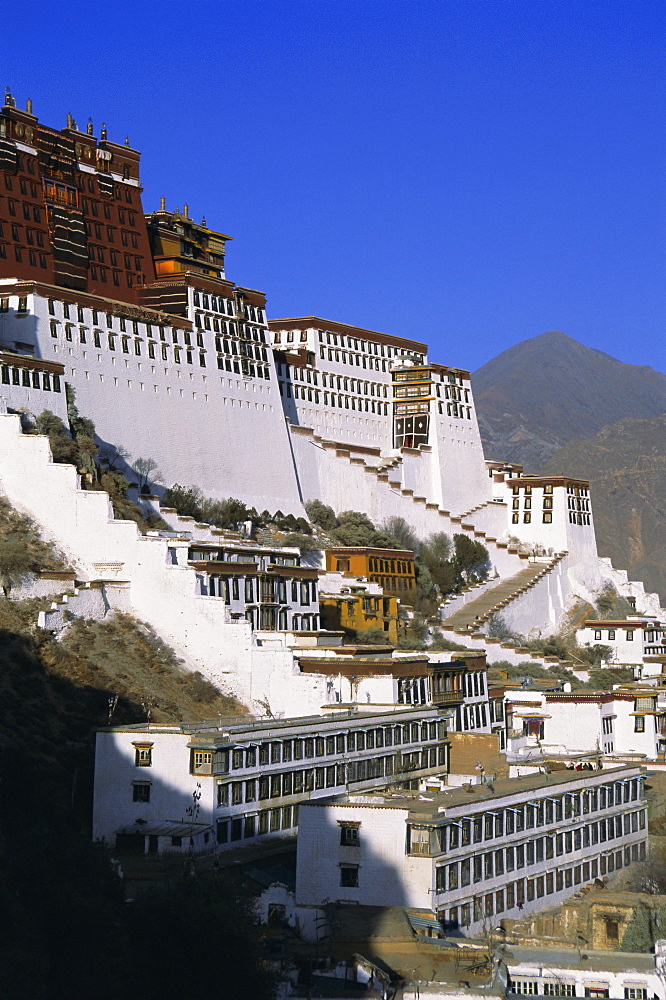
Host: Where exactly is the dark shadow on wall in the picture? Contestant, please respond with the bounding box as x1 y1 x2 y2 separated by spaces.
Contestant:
0 622 274 1000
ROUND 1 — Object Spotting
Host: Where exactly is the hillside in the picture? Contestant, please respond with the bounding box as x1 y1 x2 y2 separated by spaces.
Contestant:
0 594 257 998
472 330 666 469
541 414 666 605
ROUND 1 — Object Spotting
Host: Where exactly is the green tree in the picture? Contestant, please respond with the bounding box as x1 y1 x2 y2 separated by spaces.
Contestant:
0 534 34 596
281 531 319 556
453 533 490 585
420 533 457 595
382 516 419 553
305 499 338 531
594 582 634 620
35 410 79 465
577 643 615 666
200 497 251 530
397 615 429 650
332 510 378 546
162 484 204 519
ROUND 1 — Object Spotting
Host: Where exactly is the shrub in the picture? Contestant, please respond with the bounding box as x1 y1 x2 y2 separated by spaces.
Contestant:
162 484 204 520
353 627 393 645
429 630 469 652
304 499 338 531
281 532 319 556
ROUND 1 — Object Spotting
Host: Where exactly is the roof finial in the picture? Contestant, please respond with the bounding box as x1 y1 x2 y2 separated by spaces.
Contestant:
26 98 33 114
160 196 166 211
4 88 14 108
87 118 94 136
66 113 74 128
124 135 130 147
100 122 107 140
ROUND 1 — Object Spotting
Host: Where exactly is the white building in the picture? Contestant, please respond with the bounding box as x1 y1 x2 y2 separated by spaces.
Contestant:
504 943 666 1000
93 706 451 855
188 538 320 632
0 277 305 515
270 319 492 519
295 766 648 936
503 688 666 761
576 617 666 665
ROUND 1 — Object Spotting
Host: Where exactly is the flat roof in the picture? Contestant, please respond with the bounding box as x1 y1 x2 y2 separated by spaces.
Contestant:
505 944 657 974
305 764 642 820
99 704 443 738
268 316 427 353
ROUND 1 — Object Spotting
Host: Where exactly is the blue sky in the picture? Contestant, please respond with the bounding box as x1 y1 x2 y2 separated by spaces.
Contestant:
3 0 664 372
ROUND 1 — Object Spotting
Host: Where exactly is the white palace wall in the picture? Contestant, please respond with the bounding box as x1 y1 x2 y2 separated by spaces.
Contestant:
287 424 528 582
0 411 329 714
0 284 304 516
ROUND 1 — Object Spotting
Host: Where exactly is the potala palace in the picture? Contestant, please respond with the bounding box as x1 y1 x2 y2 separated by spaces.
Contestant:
1 93 665 944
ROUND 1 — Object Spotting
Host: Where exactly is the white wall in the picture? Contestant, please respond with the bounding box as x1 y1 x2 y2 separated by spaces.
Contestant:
93 730 207 844
295 800 432 909
0 288 304 514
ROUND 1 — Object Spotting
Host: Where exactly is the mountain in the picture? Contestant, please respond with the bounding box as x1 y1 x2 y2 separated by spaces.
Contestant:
471 331 666 605
540 414 666 604
472 331 666 469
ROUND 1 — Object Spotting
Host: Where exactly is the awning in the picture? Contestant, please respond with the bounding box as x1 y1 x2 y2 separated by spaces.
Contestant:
406 910 441 933
118 822 211 838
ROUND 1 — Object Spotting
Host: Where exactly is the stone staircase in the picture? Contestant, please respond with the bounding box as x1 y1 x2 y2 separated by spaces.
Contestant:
305 433 526 581
441 554 567 633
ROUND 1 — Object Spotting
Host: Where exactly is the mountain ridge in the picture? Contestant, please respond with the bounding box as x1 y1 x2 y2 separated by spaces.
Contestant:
472 331 666 605
472 330 666 469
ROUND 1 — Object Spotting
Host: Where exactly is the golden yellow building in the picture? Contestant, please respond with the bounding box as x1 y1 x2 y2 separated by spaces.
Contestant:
319 589 401 643
325 547 416 600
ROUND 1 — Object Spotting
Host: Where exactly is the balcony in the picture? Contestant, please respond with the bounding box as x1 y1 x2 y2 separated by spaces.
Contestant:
431 688 464 708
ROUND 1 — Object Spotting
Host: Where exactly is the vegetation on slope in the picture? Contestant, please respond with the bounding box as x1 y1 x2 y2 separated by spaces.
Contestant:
487 582 640 669
0 594 262 997
32 398 169 534
0 484 272 997
0 495 69 595
489 659 634 691
307 503 490 607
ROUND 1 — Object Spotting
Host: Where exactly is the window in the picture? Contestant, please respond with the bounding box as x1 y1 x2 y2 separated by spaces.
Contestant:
544 985 575 997
132 783 151 802
635 716 645 733
512 980 540 994
624 989 647 999
134 744 152 767
340 865 359 888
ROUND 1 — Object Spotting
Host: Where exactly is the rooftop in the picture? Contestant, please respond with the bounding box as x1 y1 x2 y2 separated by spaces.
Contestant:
305 764 642 821
99 704 443 740
504 943 658 974
267 316 427 353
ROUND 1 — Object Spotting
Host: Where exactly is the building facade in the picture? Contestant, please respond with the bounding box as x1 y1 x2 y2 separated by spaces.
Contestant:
188 538 320 631
93 707 450 854
295 766 648 937
502 688 666 761
324 546 417 600
576 617 666 665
